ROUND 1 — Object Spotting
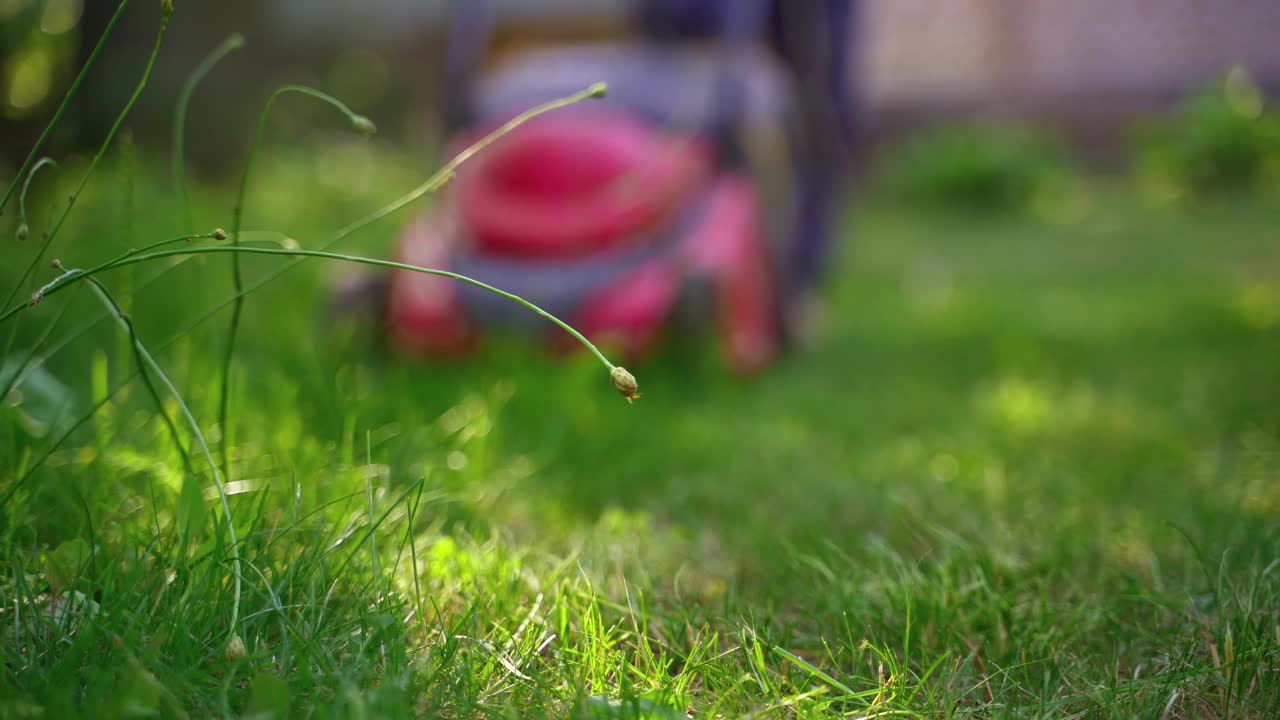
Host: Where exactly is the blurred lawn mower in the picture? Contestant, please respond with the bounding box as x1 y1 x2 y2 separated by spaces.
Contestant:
350 0 858 375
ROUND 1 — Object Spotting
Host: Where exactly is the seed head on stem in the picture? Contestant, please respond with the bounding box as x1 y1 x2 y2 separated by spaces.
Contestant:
351 115 377 139
611 366 641 403
225 633 246 661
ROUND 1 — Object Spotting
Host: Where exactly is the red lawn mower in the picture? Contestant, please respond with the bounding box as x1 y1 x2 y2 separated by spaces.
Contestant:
367 1 859 375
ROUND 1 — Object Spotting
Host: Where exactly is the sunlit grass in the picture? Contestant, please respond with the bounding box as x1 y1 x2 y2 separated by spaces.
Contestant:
2 138 1279 718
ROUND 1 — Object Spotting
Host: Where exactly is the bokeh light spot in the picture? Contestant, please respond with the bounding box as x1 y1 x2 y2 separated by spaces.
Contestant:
7 47 53 112
40 0 82 35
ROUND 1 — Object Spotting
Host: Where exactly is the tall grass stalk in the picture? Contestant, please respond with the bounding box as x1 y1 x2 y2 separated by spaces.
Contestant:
19 245 616 373
220 86 375 485
82 273 192 475
0 30 622 626
172 34 245 229
83 277 244 638
2 1 171 503
2 157 61 396
1 74 618 642
35 9 171 252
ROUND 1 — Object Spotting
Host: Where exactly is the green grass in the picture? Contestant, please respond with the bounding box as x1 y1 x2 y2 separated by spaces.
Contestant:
2 134 1279 719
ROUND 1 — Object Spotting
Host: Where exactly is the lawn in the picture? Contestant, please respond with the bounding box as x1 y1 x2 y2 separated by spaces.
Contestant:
2 133 1279 718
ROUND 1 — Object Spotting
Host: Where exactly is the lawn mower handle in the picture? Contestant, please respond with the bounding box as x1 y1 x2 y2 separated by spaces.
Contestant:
442 0 771 137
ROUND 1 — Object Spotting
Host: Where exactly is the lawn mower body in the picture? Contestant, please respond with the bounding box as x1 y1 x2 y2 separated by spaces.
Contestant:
384 1 858 374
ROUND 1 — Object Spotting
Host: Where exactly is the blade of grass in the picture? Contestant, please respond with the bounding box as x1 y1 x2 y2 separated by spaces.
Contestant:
773 646 866 699
365 430 383 600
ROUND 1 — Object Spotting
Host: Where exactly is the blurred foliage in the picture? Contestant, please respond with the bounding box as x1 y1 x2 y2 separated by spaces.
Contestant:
1132 66 1280 202
1 0 81 121
878 123 1076 214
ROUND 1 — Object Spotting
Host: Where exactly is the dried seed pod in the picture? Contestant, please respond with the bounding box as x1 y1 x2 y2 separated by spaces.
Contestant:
225 633 246 661
610 366 641 403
